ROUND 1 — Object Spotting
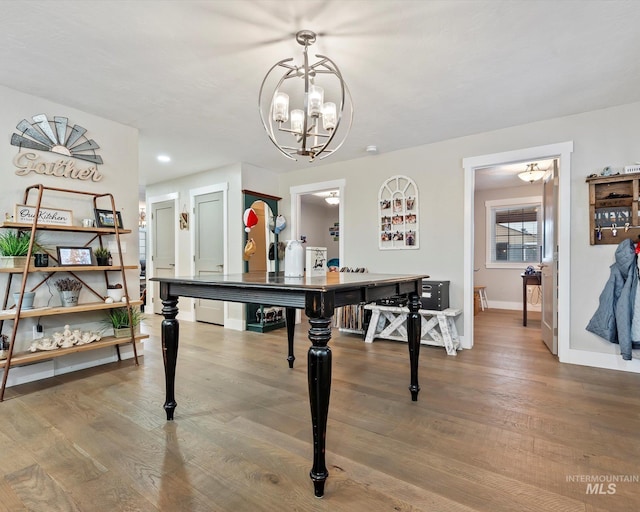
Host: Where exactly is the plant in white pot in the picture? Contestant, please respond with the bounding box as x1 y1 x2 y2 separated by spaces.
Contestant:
0 230 39 268
104 307 143 338
54 277 82 307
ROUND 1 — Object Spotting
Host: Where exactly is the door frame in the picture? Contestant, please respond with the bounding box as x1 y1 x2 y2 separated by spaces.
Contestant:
147 192 179 316
462 141 573 361
190 182 229 325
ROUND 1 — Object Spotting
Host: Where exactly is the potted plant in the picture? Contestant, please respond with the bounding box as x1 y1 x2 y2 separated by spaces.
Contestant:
94 246 110 266
104 307 144 338
0 230 39 268
54 277 83 307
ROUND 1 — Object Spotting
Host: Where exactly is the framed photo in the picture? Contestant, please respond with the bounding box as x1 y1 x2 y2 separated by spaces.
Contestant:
94 209 123 229
57 246 93 266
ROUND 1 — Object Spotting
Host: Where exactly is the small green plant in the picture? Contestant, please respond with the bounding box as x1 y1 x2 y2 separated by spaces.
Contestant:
54 277 83 292
0 230 39 256
94 246 110 259
104 307 144 329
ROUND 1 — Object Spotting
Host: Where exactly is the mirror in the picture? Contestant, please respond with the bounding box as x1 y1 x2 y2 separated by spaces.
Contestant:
246 200 276 273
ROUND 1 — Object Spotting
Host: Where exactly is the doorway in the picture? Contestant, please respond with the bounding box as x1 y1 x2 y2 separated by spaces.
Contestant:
462 142 573 360
148 195 178 315
473 160 549 340
187 183 228 325
193 190 225 325
290 179 345 266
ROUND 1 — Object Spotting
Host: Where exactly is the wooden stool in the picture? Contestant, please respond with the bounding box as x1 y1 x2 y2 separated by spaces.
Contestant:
474 285 488 311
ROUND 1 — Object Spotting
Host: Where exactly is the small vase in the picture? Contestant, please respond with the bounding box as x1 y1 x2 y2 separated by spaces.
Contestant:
106 288 124 302
34 253 49 267
13 291 35 310
96 257 109 266
59 290 80 307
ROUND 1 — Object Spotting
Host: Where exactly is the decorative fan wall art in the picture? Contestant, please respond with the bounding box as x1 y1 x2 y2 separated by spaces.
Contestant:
11 114 104 165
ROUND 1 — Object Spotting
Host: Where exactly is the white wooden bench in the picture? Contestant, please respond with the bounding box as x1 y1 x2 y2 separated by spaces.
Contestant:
363 304 462 356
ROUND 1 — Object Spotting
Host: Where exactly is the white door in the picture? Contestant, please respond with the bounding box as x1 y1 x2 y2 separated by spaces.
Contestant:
194 191 224 325
541 159 558 354
152 200 175 315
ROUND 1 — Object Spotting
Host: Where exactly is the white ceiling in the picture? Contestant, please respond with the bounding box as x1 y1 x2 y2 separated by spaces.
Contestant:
2 1 640 187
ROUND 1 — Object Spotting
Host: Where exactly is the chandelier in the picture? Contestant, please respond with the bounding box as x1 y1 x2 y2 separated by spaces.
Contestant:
325 191 339 205
518 163 546 183
258 30 353 162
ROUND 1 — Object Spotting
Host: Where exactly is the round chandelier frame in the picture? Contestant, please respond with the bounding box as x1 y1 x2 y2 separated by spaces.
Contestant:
258 30 353 162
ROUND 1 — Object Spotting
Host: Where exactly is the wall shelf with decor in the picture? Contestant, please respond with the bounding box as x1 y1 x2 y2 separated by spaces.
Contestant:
378 175 419 250
0 184 146 401
586 173 640 244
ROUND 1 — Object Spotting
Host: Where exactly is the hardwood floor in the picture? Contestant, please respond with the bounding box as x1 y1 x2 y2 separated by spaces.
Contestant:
0 309 638 511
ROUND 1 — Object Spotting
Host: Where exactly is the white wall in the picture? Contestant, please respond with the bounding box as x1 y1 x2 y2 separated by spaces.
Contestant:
0 84 140 385
276 101 640 371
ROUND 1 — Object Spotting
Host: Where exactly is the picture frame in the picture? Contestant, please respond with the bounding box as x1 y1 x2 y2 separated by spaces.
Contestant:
14 204 73 226
94 208 123 229
305 246 327 277
56 246 93 266
378 175 419 250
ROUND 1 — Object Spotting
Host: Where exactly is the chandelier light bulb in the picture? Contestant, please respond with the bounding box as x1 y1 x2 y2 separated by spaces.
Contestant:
273 92 289 123
290 109 304 135
322 102 337 130
308 85 324 117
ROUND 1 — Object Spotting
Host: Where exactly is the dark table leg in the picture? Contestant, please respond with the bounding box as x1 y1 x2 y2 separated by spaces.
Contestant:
286 307 296 368
160 294 179 420
305 291 334 498
406 292 421 401
522 277 527 327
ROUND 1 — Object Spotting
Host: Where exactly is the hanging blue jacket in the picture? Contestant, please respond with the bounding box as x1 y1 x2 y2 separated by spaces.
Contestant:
586 238 638 360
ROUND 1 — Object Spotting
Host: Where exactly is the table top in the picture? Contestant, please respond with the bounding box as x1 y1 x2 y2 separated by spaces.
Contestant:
151 272 429 309
151 272 428 291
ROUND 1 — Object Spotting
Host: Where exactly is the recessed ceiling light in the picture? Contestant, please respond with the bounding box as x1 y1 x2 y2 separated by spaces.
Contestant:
157 155 171 163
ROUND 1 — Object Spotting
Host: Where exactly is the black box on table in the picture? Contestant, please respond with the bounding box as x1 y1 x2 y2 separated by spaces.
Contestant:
420 280 450 311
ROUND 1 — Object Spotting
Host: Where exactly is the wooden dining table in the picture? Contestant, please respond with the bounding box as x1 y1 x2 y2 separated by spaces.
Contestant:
151 271 427 498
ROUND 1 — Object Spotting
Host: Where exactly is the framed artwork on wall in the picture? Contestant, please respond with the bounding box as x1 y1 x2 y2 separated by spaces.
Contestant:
378 175 419 250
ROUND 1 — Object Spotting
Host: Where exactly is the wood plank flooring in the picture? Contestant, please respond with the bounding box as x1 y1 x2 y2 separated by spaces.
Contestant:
0 309 638 511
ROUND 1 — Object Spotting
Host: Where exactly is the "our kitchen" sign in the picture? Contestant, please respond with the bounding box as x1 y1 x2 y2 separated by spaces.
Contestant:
14 204 73 226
